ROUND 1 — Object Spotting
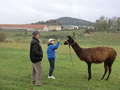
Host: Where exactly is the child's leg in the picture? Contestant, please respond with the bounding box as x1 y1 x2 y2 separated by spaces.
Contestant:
48 59 55 76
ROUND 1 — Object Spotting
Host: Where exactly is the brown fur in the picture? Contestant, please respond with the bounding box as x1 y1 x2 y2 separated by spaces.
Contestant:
64 36 117 80
78 47 116 64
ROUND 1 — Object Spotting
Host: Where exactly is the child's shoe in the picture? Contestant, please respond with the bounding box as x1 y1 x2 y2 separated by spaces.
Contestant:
48 76 56 79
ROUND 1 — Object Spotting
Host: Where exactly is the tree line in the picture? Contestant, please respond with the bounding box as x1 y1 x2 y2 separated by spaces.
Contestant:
95 16 120 32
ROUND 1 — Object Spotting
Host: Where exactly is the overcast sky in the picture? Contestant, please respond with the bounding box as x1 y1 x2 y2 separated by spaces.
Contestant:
0 0 119 24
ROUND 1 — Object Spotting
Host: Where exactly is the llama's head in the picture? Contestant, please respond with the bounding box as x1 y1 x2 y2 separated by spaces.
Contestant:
64 36 75 45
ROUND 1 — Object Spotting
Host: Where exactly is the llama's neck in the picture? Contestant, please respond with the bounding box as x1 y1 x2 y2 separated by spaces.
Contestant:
70 42 83 58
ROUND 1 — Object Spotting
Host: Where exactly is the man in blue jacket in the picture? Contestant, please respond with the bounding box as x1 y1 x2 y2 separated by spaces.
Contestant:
47 38 60 79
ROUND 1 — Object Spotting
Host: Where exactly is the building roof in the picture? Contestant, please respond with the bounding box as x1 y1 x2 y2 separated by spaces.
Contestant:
0 24 47 29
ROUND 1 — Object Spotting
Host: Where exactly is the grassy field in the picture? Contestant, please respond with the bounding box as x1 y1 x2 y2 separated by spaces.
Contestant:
0 30 120 90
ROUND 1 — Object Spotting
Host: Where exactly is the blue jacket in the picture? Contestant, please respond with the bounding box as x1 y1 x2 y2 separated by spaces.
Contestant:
47 42 60 59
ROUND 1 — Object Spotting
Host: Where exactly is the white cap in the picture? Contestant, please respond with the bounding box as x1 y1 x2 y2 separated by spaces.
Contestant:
48 38 55 42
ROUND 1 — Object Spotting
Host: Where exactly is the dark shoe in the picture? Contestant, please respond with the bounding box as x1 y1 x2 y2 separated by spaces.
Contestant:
32 81 35 85
35 82 43 86
35 83 42 86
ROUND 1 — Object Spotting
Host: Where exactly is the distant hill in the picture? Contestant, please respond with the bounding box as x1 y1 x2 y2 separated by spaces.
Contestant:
32 17 93 26
56 17 93 26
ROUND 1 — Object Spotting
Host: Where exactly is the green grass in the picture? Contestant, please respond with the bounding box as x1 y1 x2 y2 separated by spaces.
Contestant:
0 31 120 90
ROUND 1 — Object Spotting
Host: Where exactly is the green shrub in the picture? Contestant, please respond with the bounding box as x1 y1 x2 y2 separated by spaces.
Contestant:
0 33 6 42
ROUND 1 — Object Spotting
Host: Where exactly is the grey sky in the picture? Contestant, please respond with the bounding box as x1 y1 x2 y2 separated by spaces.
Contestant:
0 0 119 24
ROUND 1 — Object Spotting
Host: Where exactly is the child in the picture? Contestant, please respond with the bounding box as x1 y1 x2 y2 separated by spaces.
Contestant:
47 38 60 79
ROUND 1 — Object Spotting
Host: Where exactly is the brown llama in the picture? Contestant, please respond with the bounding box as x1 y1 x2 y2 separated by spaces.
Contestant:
64 36 117 80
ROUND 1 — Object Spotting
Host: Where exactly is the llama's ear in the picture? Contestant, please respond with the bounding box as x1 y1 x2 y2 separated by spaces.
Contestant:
67 36 72 39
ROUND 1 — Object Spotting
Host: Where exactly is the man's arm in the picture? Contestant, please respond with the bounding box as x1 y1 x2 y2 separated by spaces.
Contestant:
32 43 43 57
39 44 43 58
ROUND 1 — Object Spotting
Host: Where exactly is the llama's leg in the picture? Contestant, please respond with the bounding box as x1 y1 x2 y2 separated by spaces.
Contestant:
87 62 92 80
106 64 112 80
101 62 108 80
